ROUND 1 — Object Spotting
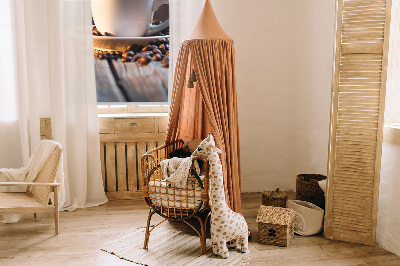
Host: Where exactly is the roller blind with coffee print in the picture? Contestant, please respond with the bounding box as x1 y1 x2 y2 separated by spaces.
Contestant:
325 0 392 245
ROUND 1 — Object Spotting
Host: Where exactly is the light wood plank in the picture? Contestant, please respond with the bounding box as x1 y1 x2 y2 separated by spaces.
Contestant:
137 143 147 190
127 143 138 192
116 143 127 192
105 191 143 201
95 59 126 102
105 142 117 192
100 142 106 189
100 133 166 143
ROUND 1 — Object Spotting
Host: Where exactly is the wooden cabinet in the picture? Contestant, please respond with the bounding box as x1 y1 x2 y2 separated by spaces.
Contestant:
99 115 168 200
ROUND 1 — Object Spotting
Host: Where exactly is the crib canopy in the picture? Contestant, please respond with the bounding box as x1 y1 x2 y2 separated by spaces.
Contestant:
166 0 242 212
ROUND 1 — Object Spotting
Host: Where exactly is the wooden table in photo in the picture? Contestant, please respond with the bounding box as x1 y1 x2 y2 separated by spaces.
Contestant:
95 58 169 102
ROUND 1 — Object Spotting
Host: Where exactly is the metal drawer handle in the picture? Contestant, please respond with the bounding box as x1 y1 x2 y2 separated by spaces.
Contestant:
129 123 138 127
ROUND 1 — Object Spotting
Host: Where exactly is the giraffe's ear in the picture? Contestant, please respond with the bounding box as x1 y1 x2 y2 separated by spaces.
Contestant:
211 144 222 154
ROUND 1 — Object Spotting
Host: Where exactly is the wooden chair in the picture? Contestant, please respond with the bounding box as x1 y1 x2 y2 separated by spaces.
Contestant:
0 145 62 234
141 140 210 254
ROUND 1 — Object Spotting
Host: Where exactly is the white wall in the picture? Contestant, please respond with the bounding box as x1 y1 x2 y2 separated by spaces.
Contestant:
211 0 335 192
377 141 400 256
294 1 335 178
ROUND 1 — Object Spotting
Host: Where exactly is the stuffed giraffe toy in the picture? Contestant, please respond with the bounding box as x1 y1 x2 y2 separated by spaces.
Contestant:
192 133 248 258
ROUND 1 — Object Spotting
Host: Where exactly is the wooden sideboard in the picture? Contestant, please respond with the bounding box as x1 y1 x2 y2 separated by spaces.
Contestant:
40 115 168 200
99 115 168 200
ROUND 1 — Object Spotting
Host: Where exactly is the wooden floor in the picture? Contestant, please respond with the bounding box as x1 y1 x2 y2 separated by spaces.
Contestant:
1 193 399 266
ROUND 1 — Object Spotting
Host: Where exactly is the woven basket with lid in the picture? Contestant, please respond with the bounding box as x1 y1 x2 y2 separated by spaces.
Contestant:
262 188 287 208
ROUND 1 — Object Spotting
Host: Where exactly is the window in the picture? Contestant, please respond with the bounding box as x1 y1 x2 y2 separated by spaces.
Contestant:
92 1 170 104
384 2 400 124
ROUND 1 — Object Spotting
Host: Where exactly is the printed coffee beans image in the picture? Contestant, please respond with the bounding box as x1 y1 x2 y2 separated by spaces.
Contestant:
93 29 170 67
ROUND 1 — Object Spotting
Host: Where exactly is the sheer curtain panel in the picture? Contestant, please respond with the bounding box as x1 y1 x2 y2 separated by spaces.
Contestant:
0 0 107 213
169 0 205 103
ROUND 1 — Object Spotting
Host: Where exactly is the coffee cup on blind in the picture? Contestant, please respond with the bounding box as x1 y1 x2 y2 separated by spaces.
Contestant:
91 0 169 37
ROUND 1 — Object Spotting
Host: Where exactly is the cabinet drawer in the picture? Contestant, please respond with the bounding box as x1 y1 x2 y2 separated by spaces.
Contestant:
114 118 155 133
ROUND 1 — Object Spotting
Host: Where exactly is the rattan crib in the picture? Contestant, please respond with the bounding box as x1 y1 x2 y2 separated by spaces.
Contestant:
141 140 210 254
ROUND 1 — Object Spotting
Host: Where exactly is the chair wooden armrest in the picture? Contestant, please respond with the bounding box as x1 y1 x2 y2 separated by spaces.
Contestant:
191 156 209 204
142 139 184 164
0 182 61 187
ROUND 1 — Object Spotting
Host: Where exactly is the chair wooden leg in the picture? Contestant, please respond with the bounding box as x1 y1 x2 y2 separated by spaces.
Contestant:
34 213 37 218
199 217 206 255
194 213 210 255
144 209 155 249
54 186 59 235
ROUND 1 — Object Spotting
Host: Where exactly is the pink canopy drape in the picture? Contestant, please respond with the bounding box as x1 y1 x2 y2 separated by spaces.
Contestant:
166 38 242 213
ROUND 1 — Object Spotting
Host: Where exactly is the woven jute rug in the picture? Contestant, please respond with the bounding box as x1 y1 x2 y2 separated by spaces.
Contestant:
102 226 250 265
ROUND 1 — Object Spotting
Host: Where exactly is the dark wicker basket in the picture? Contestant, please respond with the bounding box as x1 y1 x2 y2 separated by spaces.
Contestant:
262 188 287 208
296 174 326 209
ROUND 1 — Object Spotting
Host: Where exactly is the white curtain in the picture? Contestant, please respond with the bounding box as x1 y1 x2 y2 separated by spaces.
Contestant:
0 0 107 211
168 0 204 104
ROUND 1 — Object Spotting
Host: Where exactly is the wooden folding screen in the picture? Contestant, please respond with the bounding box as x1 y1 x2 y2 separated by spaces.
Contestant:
325 0 392 245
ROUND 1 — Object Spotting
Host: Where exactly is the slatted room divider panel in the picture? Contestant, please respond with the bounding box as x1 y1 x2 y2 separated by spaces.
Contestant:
325 0 392 245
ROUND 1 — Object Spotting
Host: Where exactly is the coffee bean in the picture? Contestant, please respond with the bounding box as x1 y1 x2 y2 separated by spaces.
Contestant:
153 54 161 61
142 51 154 57
153 49 162 55
104 32 114 36
99 53 109 60
93 29 103 36
133 54 142 62
138 55 152 65
159 38 167 44
142 46 152 52
123 51 134 58
166 50 169 56
158 44 166 54
162 55 169 65
109 51 118 59
152 19 162 25
165 44 169 50
128 44 141 53
122 56 133 62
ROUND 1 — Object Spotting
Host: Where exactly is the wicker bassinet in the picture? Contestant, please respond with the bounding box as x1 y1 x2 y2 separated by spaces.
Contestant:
141 140 210 254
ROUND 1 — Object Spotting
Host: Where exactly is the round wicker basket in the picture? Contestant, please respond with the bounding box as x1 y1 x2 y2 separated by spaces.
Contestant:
295 174 326 210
